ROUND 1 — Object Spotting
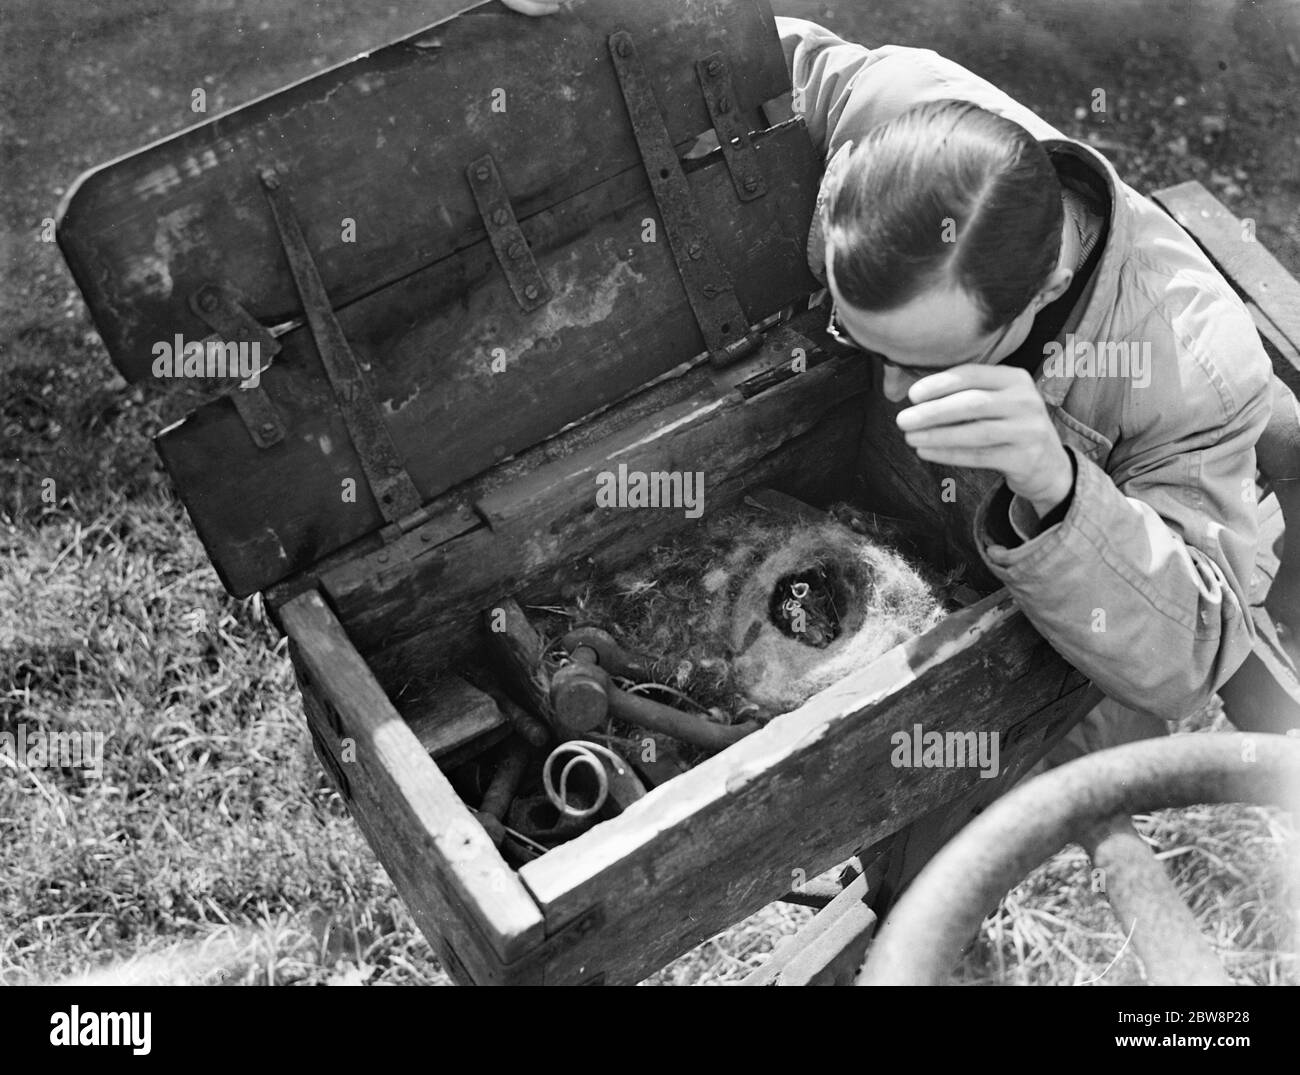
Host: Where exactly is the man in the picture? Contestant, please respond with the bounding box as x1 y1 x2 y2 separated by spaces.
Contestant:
507 2 1275 751
774 16 1273 753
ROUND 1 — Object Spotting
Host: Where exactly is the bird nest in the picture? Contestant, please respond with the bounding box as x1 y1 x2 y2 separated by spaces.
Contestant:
533 498 950 725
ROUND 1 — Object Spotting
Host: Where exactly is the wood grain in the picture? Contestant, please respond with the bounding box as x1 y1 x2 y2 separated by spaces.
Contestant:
397 674 510 767
280 590 545 980
57 0 791 381
156 120 820 596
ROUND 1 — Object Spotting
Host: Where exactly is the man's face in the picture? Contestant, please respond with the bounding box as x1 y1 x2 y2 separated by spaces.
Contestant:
826 256 1033 403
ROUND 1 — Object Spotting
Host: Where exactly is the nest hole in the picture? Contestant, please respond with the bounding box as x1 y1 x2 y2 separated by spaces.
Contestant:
767 564 853 648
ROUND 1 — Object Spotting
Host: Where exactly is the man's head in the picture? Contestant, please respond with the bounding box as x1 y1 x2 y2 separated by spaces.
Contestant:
823 99 1073 401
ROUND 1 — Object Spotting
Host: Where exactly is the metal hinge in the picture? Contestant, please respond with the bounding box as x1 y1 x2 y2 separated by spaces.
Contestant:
259 166 423 523
608 30 755 369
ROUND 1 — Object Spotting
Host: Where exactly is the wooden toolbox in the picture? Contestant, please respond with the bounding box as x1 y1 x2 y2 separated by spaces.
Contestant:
57 0 1102 984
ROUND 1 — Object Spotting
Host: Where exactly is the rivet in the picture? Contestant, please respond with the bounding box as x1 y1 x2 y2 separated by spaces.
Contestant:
198 289 219 313
475 163 491 181
508 241 526 259
492 208 509 226
615 37 631 58
717 95 731 113
378 552 389 563
260 422 276 434
259 167 280 190
523 284 540 300
687 242 702 259
742 176 760 193
706 58 722 76
420 532 432 543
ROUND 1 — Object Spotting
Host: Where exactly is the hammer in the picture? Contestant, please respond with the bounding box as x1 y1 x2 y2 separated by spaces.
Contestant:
551 627 761 751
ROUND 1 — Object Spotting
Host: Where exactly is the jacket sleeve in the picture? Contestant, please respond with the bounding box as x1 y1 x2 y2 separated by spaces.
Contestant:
973 301 1274 720
773 16 1065 160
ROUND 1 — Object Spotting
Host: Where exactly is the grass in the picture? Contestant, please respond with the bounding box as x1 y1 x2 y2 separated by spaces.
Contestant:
2 0 1298 986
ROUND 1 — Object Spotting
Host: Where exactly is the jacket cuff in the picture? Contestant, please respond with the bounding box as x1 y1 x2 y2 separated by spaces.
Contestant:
975 445 1084 562
1009 450 1079 541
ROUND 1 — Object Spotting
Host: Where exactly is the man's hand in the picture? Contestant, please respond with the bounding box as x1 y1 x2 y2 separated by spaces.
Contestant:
896 364 1074 520
501 0 566 14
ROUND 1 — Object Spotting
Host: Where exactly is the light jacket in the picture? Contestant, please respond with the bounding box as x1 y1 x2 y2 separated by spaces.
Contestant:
777 16 1274 720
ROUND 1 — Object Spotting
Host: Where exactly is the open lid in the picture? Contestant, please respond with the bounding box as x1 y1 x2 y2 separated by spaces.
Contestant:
58 0 821 596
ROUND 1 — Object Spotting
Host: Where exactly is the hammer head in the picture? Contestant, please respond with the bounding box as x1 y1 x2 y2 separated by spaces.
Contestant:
561 626 651 680
550 661 610 736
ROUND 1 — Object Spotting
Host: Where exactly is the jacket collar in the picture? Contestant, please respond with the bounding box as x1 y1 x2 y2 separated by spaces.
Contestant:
1028 138 1132 407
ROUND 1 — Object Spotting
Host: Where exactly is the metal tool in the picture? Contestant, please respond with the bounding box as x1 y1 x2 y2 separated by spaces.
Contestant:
541 739 646 820
551 631 761 751
472 736 532 847
506 792 596 843
560 627 654 680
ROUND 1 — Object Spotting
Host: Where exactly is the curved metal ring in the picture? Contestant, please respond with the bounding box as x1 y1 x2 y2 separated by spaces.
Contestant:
857 732 1300 985
542 740 628 820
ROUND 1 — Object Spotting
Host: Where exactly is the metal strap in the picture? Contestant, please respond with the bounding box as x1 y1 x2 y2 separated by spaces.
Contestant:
189 283 286 448
259 168 422 522
465 154 550 312
695 51 766 203
608 31 756 367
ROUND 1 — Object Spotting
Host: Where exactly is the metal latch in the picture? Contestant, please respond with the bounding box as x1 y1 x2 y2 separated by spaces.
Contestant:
188 283 286 448
695 51 767 202
466 154 550 313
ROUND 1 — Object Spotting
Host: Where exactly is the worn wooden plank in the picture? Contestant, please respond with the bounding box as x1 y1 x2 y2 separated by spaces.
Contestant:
321 349 872 673
1151 181 1300 391
157 120 820 596
482 599 557 733
57 0 791 382
857 676 1100 916
516 591 1091 984
396 674 509 765
296 677 505 984
279 590 545 977
742 870 876 986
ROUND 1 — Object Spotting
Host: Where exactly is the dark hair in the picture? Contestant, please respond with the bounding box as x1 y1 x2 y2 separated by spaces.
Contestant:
824 99 1063 333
